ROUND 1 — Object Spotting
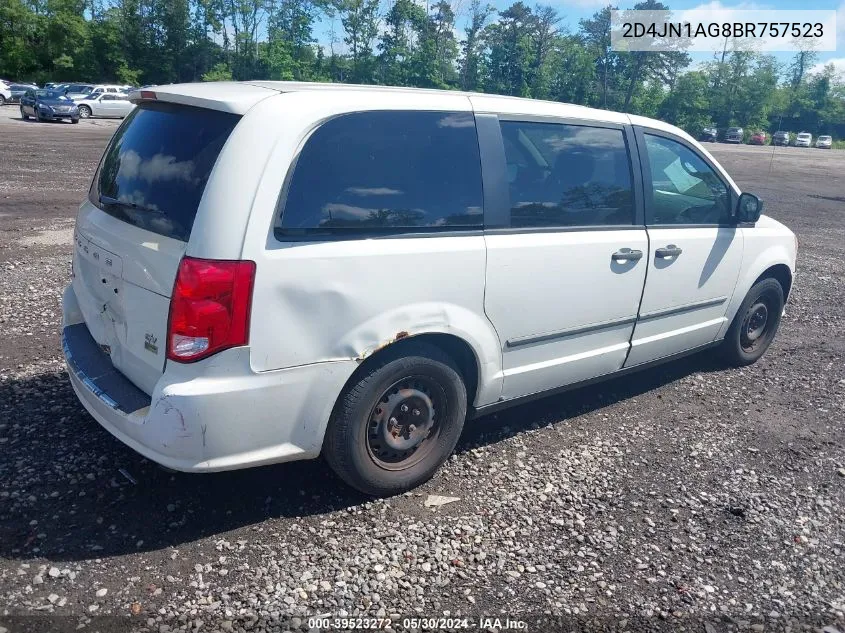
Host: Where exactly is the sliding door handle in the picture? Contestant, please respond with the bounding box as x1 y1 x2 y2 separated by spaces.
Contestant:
611 248 643 262
655 245 683 259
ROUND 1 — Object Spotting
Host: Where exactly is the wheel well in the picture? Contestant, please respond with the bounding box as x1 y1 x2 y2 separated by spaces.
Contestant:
355 333 480 407
755 264 792 300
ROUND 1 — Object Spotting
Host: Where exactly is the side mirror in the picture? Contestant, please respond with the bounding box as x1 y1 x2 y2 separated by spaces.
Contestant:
736 192 762 223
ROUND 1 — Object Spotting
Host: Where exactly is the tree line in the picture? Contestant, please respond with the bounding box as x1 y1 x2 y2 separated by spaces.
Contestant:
1 0 843 139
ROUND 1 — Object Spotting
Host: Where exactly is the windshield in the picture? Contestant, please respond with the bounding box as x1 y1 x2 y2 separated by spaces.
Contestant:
36 90 70 100
727 128 742 133
93 102 240 242
798 133 811 138
819 136 832 141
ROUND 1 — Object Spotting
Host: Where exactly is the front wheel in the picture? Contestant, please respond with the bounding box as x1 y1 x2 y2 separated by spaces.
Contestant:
78 105 91 119
722 278 784 367
323 341 467 497
20 106 28 120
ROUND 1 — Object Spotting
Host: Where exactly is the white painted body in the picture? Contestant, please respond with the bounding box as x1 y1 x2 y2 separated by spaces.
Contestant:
0 81 10 102
795 133 812 147
62 82 798 472
75 93 135 118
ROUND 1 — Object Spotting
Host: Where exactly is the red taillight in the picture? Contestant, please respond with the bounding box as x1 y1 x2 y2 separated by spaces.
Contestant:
166 257 256 363
139 90 157 100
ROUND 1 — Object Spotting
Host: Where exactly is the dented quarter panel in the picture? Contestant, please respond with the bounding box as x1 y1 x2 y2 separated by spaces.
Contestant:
238 90 505 407
249 236 503 407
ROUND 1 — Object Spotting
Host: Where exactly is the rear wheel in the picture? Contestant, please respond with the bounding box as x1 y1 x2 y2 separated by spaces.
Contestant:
323 341 467 497
78 105 91 119
722 278 784 367
20 106 28 120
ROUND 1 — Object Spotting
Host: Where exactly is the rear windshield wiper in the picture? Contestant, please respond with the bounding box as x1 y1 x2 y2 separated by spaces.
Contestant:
98 194 159 216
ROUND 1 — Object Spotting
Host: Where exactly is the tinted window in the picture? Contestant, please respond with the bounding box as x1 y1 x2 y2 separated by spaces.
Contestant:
499 121 634 228
643 134 730 225
279 111 483 234
36 90 68 100
93 103 240 241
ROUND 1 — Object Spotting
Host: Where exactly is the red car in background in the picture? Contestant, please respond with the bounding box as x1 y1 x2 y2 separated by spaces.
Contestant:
749 131 768 145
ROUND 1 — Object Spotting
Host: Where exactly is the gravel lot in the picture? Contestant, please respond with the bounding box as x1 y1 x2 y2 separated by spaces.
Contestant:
0 104 843 633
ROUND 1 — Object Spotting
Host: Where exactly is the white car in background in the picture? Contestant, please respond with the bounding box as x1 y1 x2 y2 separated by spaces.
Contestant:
71 85 126 101
75 92 135 119
815 135 832 149
795 132 812 147
0 81 11 105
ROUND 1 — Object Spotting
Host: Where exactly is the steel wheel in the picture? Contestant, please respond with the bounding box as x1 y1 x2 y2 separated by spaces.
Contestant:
722 277 784 367
366 375 446 471
323 341 467 496
740 301 770 353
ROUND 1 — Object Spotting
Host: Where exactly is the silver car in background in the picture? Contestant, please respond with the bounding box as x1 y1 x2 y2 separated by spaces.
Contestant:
815 135 832 149
75 92 135 119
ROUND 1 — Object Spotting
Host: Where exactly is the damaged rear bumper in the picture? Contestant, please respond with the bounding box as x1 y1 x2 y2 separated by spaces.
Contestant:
62 284 357 472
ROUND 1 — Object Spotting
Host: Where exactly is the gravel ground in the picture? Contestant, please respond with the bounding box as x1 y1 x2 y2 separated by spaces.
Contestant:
0 105 843 633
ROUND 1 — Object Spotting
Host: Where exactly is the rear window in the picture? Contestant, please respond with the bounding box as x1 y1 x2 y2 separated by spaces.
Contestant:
277 111 483 236
92 102 240 242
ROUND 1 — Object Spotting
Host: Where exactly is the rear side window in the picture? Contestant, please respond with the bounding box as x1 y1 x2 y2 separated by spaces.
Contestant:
278 111 483 235
92 103 240 242
499 121 634 228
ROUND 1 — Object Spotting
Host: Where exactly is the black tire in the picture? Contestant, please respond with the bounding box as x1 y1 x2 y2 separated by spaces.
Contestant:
78 105 91 119
323 341 467 497
71 117 79 124
0 95 5 106
20 107 28 120
722 277 784 367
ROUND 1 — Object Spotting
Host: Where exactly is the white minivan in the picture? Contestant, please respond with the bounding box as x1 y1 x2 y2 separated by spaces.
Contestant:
62 82 797 496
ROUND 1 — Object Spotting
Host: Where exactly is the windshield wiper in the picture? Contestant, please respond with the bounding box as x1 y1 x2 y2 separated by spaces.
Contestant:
98 194 159 216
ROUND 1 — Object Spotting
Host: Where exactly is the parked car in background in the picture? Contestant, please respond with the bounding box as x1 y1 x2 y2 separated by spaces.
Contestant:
816 135 832 149
700 126 718 142
20 88 79 123
62 82 797 496
76 92 135 119
749 131 767 145
0 81 10 105
724 127 744 143
74 85 127 100
795 132 812 147
772 131 790 146
63 83 94 99
7 83 38 104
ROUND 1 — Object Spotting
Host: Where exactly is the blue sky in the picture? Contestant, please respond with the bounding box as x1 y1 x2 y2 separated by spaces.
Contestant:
314 0 845 79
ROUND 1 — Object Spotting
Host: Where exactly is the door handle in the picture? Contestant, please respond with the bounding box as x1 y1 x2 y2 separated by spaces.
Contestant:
611 248 643 262
655 245 683 259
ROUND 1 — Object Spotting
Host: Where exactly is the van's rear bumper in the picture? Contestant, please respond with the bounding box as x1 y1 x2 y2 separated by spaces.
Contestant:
62 284 357 472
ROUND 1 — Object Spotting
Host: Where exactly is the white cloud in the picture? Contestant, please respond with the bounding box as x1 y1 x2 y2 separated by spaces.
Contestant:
809 57 845 79
838 0 845 49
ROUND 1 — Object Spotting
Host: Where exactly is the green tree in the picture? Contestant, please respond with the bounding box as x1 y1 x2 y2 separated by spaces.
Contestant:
484 2 534 97
458 0 493 91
